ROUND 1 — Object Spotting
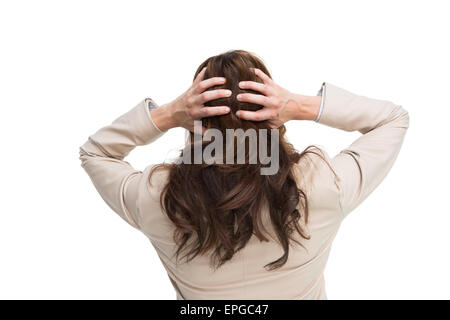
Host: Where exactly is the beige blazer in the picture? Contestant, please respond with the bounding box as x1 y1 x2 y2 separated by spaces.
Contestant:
79 83 409 299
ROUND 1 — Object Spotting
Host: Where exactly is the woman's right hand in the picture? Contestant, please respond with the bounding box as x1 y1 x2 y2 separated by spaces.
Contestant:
236 68 321 128
151 67 232 132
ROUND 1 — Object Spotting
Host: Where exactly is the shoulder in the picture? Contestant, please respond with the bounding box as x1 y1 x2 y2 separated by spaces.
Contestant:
134 164 175 242
292 146 342 213
143 164 171 199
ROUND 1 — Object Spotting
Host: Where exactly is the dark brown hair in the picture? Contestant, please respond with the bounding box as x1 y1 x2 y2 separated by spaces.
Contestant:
150 50 329 270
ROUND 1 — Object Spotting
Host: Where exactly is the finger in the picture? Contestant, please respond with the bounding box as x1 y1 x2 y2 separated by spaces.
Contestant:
193 67 207 85
250 68 272 84
236 109 276 121
191 123 207 135
186 121 207 135
197 89 232 104
238 80 269 95
236 92 269 106
195 106 231 118
195 77 226 94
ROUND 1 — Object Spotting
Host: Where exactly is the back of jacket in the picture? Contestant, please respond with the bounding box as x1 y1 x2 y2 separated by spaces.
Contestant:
79 83 409 299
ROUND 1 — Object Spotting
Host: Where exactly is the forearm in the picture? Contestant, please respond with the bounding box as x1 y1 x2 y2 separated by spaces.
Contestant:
150 102 177 132
317 83 409 133
80 98 165 160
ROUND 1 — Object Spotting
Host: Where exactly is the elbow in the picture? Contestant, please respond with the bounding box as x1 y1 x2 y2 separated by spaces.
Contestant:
391 104 409 130
79 146 91 166
79 147 86 165
399 107 410 130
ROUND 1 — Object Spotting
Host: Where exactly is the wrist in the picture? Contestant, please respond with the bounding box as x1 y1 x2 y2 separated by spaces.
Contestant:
150 102 178 131
292 94 321 121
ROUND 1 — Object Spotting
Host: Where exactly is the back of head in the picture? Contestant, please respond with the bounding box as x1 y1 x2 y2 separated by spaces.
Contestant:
195 49 273 132
153 49 311 271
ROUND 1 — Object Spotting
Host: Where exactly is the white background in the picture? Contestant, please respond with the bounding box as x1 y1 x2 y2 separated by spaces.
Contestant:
1 0 449 299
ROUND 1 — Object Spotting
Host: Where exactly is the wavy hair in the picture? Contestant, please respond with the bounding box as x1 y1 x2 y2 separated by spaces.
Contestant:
150 50 331 270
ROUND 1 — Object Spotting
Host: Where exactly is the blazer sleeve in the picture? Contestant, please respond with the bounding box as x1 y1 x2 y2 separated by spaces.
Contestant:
79 98 165 229
317 83 410 218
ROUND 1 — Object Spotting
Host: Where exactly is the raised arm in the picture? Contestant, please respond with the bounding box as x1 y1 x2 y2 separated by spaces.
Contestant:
79 98 165 229
316 82 409 217
236 69 409 218
79 67 231 229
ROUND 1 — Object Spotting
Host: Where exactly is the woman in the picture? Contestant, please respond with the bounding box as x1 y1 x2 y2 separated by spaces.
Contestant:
79 49 409 299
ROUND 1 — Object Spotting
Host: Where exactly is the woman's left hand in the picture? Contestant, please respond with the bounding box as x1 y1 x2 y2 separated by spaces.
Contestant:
236 68 321 128
151 67 232 132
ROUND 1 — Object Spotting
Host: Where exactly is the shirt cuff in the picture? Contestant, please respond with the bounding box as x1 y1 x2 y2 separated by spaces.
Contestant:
314 82 325 122
145 97 166 134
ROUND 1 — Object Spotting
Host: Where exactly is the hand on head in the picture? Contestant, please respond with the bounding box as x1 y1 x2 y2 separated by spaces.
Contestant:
152 67 318 132
236 68 301 129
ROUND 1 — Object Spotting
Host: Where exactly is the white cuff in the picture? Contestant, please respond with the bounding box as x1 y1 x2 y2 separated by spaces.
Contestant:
314 83 325 122
145 97 165 134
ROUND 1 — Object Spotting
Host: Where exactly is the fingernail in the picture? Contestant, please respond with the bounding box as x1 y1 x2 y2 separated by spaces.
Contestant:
237 94 242 100
239 81 246 87
225 90 232 96
236 111 241 117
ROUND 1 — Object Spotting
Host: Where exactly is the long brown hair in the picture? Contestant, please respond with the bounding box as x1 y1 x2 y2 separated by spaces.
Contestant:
150 50 329 270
